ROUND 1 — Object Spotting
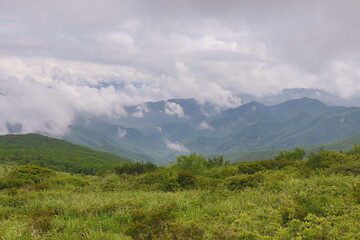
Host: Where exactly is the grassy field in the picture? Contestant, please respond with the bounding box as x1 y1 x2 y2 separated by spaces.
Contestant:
0 149 359 239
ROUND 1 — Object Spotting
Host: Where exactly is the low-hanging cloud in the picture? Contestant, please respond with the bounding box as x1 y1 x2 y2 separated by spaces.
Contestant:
117 127 127 138
199 121 213 130
1 0 360 135
164 101 187 118
131 104 149 118
165 139 190 153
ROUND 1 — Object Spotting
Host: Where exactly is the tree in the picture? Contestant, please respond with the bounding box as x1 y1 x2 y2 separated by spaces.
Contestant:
175 153 206 174
277 148 306 160
205 155 230 168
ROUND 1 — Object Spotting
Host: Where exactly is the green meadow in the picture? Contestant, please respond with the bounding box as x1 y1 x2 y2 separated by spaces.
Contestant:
0 147 359 239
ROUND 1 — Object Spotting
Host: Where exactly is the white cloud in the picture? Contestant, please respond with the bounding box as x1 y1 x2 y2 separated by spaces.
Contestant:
164 101 187 118
117 127 127 138
131 104 149 118
165 139 189 153
1 0 360 136
199 121 212 130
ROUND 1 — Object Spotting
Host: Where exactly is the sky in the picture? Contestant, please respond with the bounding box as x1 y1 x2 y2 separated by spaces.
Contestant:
1 0 360 135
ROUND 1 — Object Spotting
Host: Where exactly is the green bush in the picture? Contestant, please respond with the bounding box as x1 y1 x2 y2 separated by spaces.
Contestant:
306 150 350 169
276 148 306 160
114 162 157 175
29 207 57 233
0 165 55 189
175 153 206 174
125 203 176 239
135 169 179 192
237 159 295 175
223 173 264 191
177 171 196 189
348 144 360 155
204 155 229 168
8 165 55 184
207 165 238 179
168 222 205 240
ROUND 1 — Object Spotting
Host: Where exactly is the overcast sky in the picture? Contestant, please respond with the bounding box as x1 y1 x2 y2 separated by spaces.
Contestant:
1 0 360 135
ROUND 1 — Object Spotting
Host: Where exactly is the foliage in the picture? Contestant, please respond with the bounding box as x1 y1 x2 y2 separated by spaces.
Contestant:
0 134 131 175
276 147 306 160
175 153 206 174
307 150 350 169
0 148 359 239
177 171 196 189
8 165 55 183
125 203 176 239
348 144 360 155
237 159 295 174
204 155 229 168
0 165 55 189
223 173 265 191
134 168 179 192
114 162 157 175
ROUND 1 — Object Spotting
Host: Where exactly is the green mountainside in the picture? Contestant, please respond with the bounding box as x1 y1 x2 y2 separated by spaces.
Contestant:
0 134 131 174
62 97 360 164
228 133 360 163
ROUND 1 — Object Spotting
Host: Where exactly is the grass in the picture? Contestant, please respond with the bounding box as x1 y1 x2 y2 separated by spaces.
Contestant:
0 150 359 239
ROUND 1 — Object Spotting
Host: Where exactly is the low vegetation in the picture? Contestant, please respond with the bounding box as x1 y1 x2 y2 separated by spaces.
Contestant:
0 147 359 239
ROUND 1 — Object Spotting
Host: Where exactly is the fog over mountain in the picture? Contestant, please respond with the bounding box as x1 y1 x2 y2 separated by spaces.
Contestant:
1 0 360 136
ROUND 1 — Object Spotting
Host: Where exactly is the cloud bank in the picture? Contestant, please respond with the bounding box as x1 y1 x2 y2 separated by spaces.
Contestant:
165 139 190 153
1 0 360 135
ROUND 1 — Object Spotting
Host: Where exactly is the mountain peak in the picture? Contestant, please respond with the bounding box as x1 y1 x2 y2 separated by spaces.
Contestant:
272 97 329 114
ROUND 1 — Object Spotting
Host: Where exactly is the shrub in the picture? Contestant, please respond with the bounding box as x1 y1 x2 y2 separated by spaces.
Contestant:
347 144 360 155
175 153 206 174
204 155 230 168
0 165 55 189
207 165 238 179
125 203 176 239
306 150 350 169
276 148 306 160
237 159 295 175
29 207 57 233
135 169 179 192
114 162 157 175
223 173 264 191
238 162 264 174
168 222 205 240
177 171 196 189
8 165 55 184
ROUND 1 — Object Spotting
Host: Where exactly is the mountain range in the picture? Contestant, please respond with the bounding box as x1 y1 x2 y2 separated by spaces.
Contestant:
62 94 360 164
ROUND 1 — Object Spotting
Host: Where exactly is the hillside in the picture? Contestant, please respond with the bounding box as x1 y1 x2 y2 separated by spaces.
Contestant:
0 134 131 174
61 97 360 164
228 133 360 163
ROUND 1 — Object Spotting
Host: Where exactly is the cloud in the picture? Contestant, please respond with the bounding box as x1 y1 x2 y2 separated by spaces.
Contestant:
165 139 189 153
1 0 360 136
117 127 127 138
131 104 149 118
164 101 187 118
199 121 212 130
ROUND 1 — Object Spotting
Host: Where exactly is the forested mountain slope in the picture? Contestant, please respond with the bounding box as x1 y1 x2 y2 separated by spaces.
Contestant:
0 134 131 174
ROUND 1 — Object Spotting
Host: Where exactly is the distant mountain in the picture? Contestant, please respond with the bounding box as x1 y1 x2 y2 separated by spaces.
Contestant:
227 133 360 163
61 97 360 164
111 98 221 130
186 97 360 153
63 118 169 164
247 88 360 107
0 134 131 174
